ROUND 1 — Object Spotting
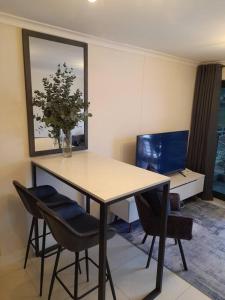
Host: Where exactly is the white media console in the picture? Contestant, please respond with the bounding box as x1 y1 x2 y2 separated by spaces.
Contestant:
110 169 205 225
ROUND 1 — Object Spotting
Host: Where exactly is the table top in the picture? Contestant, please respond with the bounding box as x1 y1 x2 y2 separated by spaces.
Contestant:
32 151 170 203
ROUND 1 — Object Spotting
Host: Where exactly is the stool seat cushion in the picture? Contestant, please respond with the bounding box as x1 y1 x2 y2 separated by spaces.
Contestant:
43 193 78 208
64 213 116 252
53 202 85 220
29 185 85 220
67 213 116 239
146 215 193 240
28 185 57 199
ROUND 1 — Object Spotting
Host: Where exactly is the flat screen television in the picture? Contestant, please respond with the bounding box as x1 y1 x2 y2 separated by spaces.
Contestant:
136 130 189 175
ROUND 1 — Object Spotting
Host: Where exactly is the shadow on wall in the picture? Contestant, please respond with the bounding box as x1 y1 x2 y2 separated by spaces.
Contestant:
6 193 30 253
112 138 136 165
0 157 31 264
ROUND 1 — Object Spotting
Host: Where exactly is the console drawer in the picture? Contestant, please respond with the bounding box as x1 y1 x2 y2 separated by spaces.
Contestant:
170 177 204 201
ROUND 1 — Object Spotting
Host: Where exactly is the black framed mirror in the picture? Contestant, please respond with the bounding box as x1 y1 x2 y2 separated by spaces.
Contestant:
22 29 88 156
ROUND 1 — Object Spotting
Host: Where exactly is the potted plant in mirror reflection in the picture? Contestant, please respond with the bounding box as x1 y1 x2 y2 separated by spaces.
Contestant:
33 63 92 157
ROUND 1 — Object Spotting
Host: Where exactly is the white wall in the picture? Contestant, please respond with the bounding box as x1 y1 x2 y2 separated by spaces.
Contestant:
0 22 196 265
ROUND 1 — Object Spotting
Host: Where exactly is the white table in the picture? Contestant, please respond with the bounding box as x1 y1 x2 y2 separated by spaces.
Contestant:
31 151 170 300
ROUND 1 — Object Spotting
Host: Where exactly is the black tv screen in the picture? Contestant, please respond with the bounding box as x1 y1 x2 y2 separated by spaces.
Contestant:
136 131 189 174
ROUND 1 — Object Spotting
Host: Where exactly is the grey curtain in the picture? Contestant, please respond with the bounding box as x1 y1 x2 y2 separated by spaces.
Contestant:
187 64 222 200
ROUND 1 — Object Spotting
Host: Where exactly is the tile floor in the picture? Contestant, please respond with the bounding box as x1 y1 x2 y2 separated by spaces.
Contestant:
0 234 211 300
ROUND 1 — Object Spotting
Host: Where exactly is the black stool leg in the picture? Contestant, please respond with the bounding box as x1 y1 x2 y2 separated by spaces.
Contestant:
78 263 81 275
106 258 116 300
40 221 46 297
114 216 118 223
146 236 156 269
48 246 61 300
142 233 148 244
177 239 188 271
128 223 132 233
174 239 177 245
85 249 89 282
34 218 40 257
24 217 35 269
74 252 79 300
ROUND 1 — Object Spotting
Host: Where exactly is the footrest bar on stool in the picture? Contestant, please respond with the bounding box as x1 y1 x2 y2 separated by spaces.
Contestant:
55 256 109 300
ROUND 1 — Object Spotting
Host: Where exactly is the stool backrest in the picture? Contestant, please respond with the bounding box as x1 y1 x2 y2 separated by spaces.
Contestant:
135 194 154 231
13 180 42 218
135 189 164 233
37 201 82 252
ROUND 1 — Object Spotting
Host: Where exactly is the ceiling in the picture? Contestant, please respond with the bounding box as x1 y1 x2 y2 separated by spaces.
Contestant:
1 0 225 62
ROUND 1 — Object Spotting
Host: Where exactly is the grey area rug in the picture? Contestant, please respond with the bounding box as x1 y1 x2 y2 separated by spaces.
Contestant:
112 199 225 300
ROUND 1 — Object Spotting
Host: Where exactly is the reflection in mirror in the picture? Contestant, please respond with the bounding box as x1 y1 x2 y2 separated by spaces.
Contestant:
22 30 88 156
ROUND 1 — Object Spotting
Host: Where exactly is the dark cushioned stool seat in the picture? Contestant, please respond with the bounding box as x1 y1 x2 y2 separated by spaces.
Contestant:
53 202 85 220
28 185 57 200
67 213 115 237
29 185 85 220
65 213 116 252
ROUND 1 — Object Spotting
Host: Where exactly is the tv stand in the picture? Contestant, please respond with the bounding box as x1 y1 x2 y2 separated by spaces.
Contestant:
179 170 186 177
170 169 204 200
110 169 205 229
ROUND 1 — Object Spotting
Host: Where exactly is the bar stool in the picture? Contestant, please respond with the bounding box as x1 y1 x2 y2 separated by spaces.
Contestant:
13 180 85 296
37 201 117 300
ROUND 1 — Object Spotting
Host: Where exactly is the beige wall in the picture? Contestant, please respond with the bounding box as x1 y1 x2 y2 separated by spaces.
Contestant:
0 22 196 265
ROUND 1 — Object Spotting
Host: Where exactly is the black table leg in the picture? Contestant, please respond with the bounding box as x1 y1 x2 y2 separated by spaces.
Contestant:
32 163 37 188
143 182 169 300
98 203 108 300
32 163 40 257
156 183 169 290
86 195 90 214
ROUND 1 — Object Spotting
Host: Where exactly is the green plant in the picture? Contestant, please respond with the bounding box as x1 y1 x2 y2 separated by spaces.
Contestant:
33 63 92 148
